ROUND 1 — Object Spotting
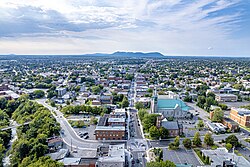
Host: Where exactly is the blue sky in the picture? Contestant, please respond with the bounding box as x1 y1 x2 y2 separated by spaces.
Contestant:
0 0 250 56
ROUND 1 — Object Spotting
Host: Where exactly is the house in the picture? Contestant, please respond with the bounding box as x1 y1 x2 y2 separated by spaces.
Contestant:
47 137 63 150
100 94 113 104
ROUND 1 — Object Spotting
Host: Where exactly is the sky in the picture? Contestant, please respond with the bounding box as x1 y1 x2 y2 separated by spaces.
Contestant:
0 0 250 56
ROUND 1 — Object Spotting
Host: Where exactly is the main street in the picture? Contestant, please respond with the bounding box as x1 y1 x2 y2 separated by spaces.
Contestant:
128 73 147 167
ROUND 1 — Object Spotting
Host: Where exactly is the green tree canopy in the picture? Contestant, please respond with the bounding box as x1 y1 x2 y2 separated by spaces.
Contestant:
225 135 239 147
183 138 192 149
204 133 214 146
193 132 202 147
211 108 224 123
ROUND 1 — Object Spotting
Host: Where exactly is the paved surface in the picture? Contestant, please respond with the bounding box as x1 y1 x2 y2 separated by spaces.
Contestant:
36 99 105 152
163 147 201 166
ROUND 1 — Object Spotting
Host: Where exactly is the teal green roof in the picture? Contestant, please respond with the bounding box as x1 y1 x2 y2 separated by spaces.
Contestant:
157 99 189 111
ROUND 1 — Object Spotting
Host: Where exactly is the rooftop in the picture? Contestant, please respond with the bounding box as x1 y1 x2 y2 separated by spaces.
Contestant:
233 108 250 116
108 118 125 123
157 99 189 111
59 158 81 165
97 144 125 163
202 148 250 167
47 149 69 160
95 126 125 131
216 94 238 97
162 119 180 130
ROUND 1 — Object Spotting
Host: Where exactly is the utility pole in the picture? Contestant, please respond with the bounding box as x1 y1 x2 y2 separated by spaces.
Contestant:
71 138 72 151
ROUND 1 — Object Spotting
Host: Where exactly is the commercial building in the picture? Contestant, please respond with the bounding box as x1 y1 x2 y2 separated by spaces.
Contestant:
206 121 226 133
201 148 250 167
215 94 238 102
95 113 126 140
95 126 125 140
230 108 250 127
56 87 67 97
107 118 126 126
96 144 126 167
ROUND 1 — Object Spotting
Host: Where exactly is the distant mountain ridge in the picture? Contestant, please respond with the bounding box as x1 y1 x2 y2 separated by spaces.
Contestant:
84 51 165 57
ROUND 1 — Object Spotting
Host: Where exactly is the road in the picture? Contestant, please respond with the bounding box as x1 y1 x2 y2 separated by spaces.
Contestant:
36 99 102 152
0 121 30 131
186 102 209 121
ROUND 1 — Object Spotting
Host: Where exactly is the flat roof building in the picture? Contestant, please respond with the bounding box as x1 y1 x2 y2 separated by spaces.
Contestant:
201 148 250 167
230 107 250 127
96 144 126 167
215 94 238 102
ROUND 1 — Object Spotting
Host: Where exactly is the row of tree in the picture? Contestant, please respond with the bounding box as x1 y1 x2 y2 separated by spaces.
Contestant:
61 104 109 115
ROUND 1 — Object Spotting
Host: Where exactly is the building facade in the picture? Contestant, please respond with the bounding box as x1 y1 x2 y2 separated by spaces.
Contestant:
230 108 250 127
215 94 238 102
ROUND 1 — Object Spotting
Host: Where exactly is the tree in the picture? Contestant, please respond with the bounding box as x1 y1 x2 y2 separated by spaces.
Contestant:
27 156 63 167
50 101 56 107
33 90 45 98
121 96 129 108
92 85 102 94
147 160 176 167
149 126 160 139
183 138 192 149
142 114 158 132
147 88 153 93
0 98 7 110
218 103 228 110
193 132 202 147
197 120 204 130
159 127 169 139
211 108 224 123
225 135 239 147
174 136 180 148
204 133 214 146
225 143 232 151
135 102 144 110
184 96 192 102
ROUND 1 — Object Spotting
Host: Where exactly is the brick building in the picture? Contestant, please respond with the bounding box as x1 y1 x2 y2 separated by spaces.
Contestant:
95 126 125 140
222 117 239 132
230 107 250 127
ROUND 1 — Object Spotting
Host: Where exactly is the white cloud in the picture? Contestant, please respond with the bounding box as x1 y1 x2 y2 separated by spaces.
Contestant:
0 0 249 56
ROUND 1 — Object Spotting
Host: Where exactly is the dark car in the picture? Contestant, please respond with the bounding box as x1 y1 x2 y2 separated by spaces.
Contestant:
132 160 135 164
136 159 140 163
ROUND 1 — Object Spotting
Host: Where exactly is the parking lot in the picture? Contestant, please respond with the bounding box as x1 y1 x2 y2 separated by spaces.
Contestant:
163 147 201 166
179 117 210 137
73 124 96 140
